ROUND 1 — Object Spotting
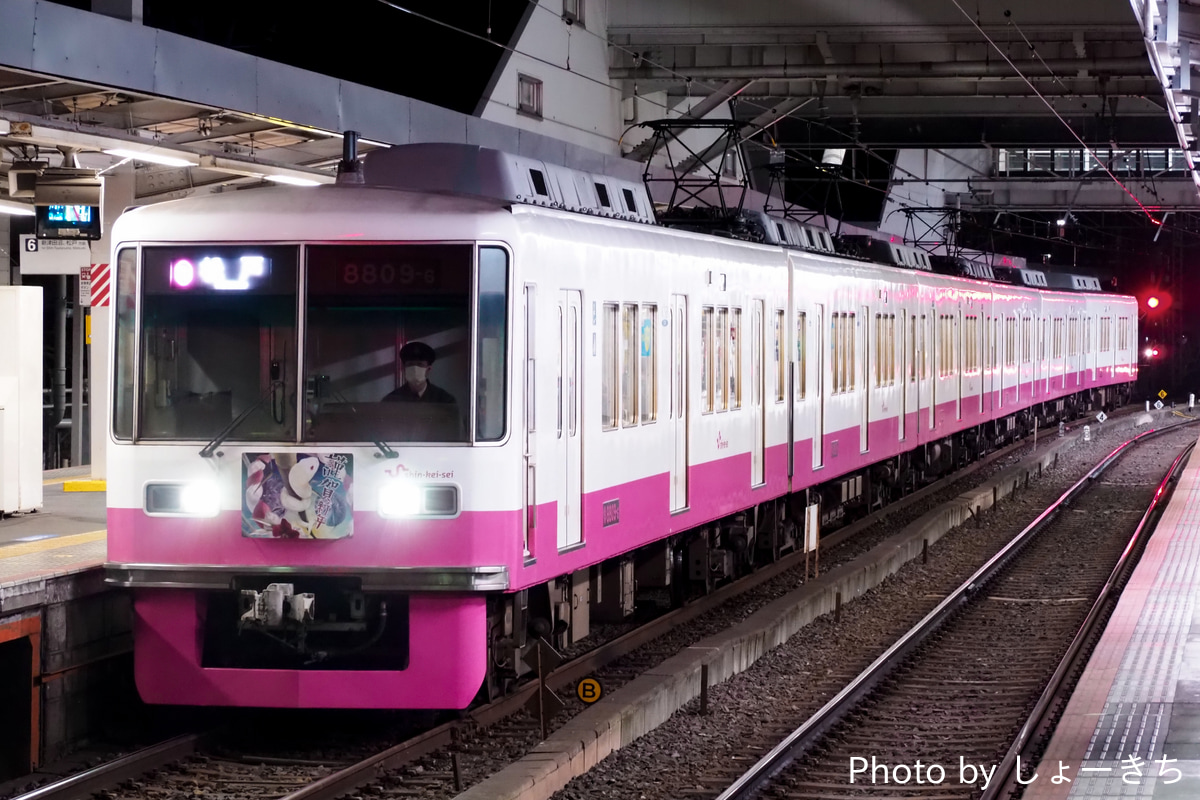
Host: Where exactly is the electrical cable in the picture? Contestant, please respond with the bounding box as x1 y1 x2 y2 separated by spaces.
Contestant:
368 1 1000 221
947 0 1163 225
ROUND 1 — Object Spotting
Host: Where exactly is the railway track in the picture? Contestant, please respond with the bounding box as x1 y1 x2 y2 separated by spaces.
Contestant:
8 412 1155 800
713 423 1195 800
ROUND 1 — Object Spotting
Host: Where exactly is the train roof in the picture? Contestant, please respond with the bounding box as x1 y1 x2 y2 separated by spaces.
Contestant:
111 184 513 245
108 143 1120 302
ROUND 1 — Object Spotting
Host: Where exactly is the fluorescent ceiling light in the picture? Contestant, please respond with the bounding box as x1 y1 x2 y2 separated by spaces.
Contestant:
0 198 35 216
265 174 322 187
104 148 195 168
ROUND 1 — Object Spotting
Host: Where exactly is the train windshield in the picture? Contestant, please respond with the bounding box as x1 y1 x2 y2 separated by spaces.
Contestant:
114 243 508 445
304 244 474 444
134 246 299 442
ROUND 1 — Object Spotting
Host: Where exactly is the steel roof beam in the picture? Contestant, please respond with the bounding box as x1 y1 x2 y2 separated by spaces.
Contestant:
613 57 1152 81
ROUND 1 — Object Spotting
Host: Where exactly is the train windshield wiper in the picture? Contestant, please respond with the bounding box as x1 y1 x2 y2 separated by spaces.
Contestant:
317 377 398 460
200 380 284 459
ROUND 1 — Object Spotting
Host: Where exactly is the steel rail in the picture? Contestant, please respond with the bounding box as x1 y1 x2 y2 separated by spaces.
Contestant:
11 410 1149 800
12 733 207 800
981 437 1197 800
277 418 1085 800
714 419 1199 800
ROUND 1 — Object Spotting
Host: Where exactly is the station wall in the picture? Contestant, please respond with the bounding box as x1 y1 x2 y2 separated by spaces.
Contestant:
480 0 622 155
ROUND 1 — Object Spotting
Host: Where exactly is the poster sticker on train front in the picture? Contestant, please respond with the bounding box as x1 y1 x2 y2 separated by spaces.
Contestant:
242 453 354 539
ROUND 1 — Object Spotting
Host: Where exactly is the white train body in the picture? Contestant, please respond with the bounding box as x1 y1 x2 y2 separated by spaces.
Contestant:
104 145 1137 709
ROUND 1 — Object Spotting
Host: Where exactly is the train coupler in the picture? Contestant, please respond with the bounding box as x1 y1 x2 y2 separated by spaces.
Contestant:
239 583 316 629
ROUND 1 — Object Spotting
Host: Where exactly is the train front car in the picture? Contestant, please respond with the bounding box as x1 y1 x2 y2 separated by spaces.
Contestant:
104 186 521 709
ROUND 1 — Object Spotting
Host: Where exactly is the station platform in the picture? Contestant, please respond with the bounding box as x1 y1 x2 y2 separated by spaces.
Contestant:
0 467 127 778
0 466 107 604
1025 430 1200 800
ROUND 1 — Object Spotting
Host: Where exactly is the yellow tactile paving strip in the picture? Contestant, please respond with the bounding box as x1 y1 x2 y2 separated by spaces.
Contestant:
0 530 107 587
0 530 105 559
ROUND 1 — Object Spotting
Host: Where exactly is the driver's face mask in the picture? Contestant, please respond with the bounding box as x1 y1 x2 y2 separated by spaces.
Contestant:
404 365 429 385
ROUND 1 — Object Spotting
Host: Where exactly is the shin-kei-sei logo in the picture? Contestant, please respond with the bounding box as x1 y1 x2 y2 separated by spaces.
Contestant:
716 431 730 450
383 463 455 480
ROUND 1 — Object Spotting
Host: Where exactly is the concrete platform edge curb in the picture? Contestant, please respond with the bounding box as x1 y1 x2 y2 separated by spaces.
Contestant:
453 410 1167 800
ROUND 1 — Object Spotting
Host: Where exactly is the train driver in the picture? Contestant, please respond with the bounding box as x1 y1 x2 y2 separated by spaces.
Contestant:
384 341 458 406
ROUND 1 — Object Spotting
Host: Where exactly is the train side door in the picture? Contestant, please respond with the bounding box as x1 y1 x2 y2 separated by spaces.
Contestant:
955 310 963 421
899 309 907 441
558 290 583 550
929 308 937 430
1088 316 1096 382
670 294 689 511
523 284 537 558
861 305 870 453
752 300 765 486
1040 317 1048 395
812 303 825 469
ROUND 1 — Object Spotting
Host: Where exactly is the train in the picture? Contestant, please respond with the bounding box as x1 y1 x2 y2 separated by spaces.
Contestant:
103 142 1138 709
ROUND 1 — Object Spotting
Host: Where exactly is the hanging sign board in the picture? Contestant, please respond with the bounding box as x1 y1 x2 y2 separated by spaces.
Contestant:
18 234 90 275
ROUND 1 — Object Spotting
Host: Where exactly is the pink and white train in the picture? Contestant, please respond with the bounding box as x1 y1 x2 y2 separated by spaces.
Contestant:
104 143 1138 709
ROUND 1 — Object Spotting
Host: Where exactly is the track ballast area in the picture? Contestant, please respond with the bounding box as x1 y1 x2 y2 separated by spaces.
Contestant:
713 423 1196 800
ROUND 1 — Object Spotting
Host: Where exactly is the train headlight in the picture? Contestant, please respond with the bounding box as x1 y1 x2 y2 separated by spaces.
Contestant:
145 481 221 517
378 481 459 518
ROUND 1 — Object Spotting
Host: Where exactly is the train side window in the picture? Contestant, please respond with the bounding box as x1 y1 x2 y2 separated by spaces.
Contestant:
602 303 618 429
832 314 841 394
796 311 807 399
640 304 657 423
775 310 785 402
1005 318 1016 367
937 316 944 376
848 312 857 391
938 315 953 376
113 247 138 440
830 314 841 394
702 307 714 412
621 303 639 426
476 247 509 442
730 308 742 409
964 315 978 374
921 314 929 380
715 308 728 410
887 314 896 384
878 311 888 388
909 315 917 383
962 316 970 374
556 305 564 438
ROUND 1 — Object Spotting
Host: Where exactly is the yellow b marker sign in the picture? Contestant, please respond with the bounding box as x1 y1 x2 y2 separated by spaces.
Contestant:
1159 389 1168 399
576 678 603 704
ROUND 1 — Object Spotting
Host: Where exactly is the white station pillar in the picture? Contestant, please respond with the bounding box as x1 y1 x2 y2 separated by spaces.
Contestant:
88 163 134 480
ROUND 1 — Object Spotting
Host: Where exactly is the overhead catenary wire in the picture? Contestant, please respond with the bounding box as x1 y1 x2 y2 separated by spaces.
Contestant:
372 0 941 210
947 0 1164 225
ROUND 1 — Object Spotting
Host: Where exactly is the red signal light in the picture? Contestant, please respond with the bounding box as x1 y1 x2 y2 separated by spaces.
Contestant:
1147 296 1161 309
